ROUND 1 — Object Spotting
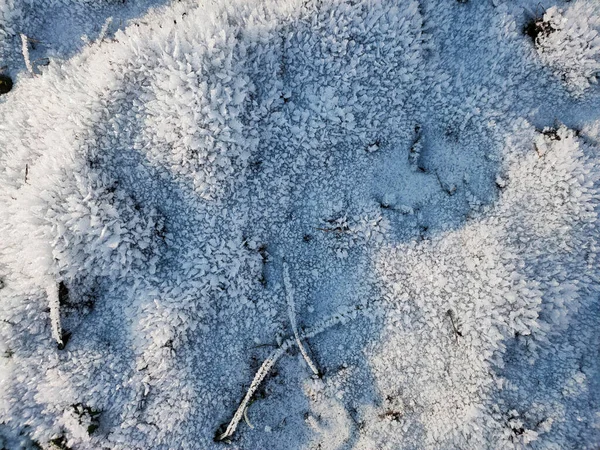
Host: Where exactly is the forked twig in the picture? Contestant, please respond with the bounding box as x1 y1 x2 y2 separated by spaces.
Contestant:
217 307 360 441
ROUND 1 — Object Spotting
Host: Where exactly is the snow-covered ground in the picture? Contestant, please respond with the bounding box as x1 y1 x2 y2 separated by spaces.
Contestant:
1 0 600 448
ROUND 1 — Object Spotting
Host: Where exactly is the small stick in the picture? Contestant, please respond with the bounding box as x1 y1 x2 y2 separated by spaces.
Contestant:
97 17 113 43
446 309 462 343
20 34 35 76
46 281 63 346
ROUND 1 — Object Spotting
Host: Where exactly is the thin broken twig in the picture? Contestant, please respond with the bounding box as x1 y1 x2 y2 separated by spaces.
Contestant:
46 281 63 346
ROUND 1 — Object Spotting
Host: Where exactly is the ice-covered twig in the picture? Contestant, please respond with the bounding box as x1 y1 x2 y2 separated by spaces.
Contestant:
46 281 63 346
283 262 319 376
97 17 113 44
20 34 35 76
217 345 286 441
217 307 361 441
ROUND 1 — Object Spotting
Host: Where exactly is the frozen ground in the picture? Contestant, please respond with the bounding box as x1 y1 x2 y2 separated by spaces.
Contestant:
1 0 600 448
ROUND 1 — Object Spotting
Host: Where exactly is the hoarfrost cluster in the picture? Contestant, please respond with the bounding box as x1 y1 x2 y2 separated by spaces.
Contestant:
534 3 600 96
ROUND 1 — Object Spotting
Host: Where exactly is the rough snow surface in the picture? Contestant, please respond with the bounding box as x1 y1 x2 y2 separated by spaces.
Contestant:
1 0 600 449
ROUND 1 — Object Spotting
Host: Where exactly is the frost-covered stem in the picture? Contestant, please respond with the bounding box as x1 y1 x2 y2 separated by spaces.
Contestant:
20 34 35 76
97 17 113 43
283 262 319 376
46 282 63 346
218 346 286 441
217 307 360 441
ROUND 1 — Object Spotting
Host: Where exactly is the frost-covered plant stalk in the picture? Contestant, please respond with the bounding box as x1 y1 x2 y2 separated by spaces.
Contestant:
20 33 34 75
46 281 63 346
97 17 113 44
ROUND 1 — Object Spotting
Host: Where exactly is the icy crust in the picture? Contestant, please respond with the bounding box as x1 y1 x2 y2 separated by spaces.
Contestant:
0 0 600 449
